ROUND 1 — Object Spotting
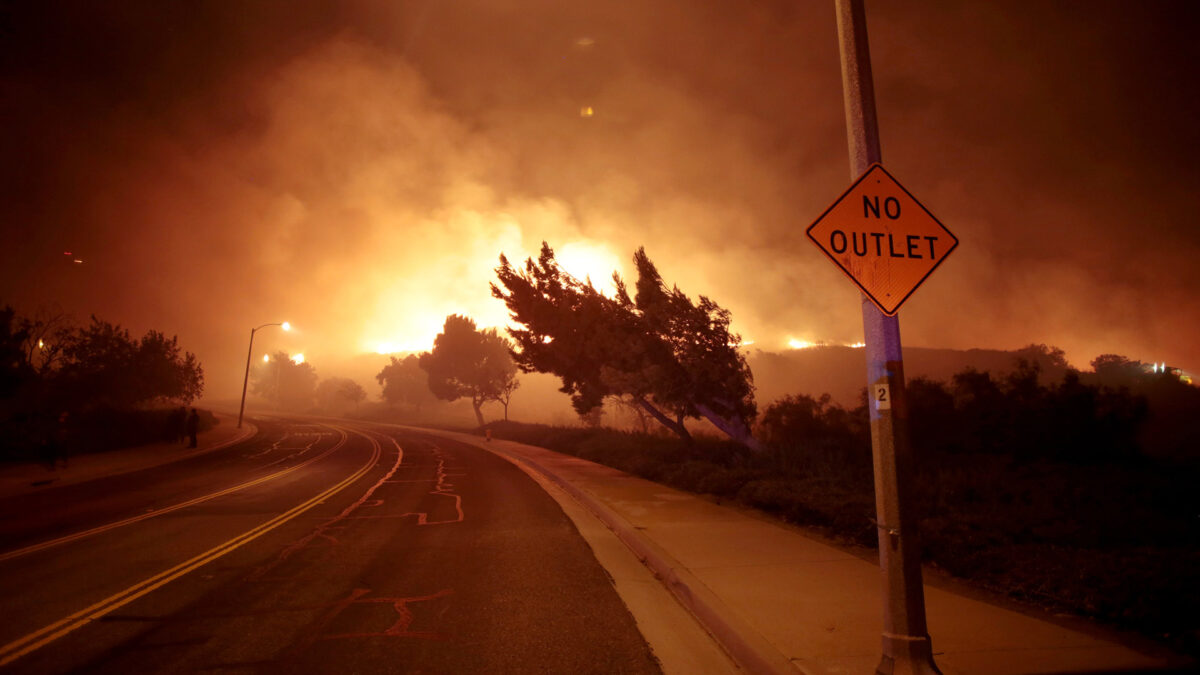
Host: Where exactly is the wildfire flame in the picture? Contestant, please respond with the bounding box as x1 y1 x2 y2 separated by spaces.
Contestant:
361 239 624 355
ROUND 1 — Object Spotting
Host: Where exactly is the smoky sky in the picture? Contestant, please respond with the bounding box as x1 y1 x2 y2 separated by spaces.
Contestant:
2 0 1199 399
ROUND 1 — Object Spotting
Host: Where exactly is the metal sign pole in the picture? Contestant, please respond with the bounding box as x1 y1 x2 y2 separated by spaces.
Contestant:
833 1 941 673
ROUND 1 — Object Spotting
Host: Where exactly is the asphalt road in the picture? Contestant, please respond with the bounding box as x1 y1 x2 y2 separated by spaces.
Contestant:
0 417 662 673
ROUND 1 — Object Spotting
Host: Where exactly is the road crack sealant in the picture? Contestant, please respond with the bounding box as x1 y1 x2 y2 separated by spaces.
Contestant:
246 429 406 581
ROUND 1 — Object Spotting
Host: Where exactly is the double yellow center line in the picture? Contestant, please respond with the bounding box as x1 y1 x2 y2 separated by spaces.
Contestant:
0 428 350 563
0 425 383 666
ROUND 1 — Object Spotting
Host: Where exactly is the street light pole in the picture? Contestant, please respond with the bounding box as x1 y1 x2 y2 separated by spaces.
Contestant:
237 321 288 429
834 1 940 674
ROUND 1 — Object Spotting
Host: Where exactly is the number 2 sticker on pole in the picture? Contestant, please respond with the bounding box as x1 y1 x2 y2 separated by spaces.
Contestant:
875 384 891 410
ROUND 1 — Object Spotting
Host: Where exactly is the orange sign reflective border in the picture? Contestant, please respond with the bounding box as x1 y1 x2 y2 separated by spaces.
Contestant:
807 164 957 315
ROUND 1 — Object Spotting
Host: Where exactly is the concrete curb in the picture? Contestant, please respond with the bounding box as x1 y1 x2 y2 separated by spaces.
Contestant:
489 445 805 675
403 426 806 675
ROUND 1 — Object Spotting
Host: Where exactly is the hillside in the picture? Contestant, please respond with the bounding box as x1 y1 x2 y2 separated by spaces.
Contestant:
750 344 1072 407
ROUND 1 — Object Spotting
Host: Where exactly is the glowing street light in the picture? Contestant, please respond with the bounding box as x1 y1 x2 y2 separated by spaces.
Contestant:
237 321 290 429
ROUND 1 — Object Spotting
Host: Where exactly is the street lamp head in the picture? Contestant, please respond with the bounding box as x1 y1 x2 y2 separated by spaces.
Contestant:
240 319 292 429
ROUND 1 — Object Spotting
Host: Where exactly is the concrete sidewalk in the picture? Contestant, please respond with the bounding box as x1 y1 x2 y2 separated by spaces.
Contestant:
0 413 255 500
419 427 1192 675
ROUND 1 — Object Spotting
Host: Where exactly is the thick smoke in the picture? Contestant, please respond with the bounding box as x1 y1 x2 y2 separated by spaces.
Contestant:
1 0 1197 402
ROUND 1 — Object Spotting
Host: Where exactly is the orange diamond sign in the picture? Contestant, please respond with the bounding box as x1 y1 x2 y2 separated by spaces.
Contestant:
807 164 958 315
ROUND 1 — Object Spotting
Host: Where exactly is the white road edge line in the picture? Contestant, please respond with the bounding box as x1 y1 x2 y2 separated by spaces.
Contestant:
0 426 349 562
0 424 383 666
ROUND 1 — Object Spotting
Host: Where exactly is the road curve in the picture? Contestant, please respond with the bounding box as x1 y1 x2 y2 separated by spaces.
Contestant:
0 416 661 673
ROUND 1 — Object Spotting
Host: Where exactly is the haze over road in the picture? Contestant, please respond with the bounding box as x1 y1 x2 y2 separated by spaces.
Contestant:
0 418 660 673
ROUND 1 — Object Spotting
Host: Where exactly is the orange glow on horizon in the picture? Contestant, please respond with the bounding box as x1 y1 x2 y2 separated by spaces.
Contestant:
355 239 624 357
556 241 622 288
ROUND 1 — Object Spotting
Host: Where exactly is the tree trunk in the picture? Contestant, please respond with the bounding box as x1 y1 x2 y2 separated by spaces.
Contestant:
471 397 485 427
636 397 692 443
694 402 764 452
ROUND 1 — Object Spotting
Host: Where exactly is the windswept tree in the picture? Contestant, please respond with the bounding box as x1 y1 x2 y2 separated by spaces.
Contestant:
17 308 74 377
492 246 640 421
1089 354 1149 387
56 317 204 408
492 243 761 450
134 330 204 404
491 370 520 421
55 318 137 408
316 377 366 414
1 309 206 458
0 307 33 399
629 249 759 447
253 351 317 411
418 315 519 426
376 354 437 410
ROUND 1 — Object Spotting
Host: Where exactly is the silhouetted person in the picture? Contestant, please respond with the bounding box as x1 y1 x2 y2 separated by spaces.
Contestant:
185 408 199 448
